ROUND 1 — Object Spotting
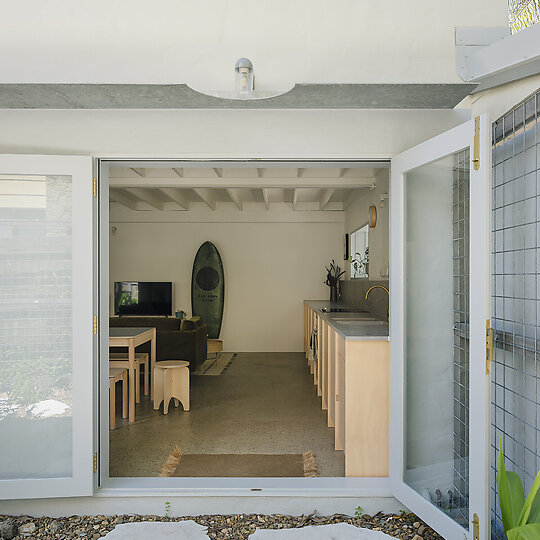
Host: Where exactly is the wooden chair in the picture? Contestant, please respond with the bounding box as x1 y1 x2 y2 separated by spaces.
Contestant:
109 367 128 430
109 352 149 403
207 339 223 366
153 360 190 414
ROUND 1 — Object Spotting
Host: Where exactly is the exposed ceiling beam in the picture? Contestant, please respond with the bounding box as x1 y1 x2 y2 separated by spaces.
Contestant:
110 177 376 189
130 168 146 177
292 188 299 210
344 190 362 210
109 189 138 211
226 188 243 211
172 168 184 178
262 188 270 210
193 188 217 210
158 188 190 210
257 168 264 178
213 168 223 178
319 188 335 210
124 188 164 211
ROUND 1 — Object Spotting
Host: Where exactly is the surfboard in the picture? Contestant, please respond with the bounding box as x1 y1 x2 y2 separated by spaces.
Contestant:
191 241 225 339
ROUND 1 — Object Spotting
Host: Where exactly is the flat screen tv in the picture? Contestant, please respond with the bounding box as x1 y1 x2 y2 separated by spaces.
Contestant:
114 281 172 316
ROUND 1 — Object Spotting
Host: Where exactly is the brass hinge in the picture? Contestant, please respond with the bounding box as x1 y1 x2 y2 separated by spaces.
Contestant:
92 177 98 197
472 116 480 171
486 319 494 375
336 394 339 402
93 452 98 473
93 315 98 335
472 513 479 540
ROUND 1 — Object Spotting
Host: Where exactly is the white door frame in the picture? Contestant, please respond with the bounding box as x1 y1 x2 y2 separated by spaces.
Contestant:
0 154 94 500
389 115 491 540
97 158 399 495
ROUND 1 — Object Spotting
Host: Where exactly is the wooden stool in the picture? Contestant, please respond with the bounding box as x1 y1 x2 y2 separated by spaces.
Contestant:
207 339 223 365
153 360 190 414
109 352 149 403
109 367 128 430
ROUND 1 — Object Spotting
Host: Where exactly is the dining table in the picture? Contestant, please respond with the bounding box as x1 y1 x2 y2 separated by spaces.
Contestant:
109 326 156 423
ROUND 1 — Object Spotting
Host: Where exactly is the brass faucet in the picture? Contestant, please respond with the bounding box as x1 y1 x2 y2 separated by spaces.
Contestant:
365 285 390 322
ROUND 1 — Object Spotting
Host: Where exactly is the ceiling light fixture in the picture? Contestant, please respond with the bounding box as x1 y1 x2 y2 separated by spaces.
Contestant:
187 58 293 101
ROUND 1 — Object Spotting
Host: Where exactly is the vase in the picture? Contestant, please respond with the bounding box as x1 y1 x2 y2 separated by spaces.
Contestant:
330 286 338 303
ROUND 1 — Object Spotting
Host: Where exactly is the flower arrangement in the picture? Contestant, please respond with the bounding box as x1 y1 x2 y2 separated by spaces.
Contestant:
324 259 345 288
350 247 369 278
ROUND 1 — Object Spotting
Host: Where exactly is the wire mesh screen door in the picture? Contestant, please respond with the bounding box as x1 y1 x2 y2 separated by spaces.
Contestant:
491 89 540 539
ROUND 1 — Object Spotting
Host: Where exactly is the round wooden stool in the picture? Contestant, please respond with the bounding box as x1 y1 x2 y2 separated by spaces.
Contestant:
109 367 128 430
153 360 190 414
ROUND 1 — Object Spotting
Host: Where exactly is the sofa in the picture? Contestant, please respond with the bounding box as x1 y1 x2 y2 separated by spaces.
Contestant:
109 316 208 372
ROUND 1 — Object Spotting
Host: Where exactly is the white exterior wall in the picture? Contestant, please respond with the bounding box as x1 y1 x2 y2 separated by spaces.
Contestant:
0 109 472 158
469 74 540 118
0 1 507 88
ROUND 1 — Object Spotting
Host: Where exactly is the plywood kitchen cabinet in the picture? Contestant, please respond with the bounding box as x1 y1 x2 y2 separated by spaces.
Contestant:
304 301 389 477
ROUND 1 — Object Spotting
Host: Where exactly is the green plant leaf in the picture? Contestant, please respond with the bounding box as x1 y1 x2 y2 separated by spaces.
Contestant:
527 484 540 524
506 523 540 540
498 435 526 532
519 471 540 526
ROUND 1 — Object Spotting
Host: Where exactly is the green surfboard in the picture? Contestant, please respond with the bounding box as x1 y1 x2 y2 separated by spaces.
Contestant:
191 241 224 339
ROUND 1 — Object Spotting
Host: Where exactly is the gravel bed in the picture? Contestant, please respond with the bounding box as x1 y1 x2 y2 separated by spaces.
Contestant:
0 512 443 539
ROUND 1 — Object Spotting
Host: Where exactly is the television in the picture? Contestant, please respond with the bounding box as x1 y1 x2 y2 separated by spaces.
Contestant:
114 281 173 316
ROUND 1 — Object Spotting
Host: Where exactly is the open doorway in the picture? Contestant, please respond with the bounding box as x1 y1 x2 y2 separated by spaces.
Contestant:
101 161 390 481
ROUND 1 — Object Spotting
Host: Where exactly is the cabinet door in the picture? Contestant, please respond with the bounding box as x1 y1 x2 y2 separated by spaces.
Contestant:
0 154 94 499
327 328 336 428
335 352 346 451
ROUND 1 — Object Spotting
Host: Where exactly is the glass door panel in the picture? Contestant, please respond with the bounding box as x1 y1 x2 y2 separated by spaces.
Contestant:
0 155 93 499
0 174 74 480
404 150 470 527
390 116 491 540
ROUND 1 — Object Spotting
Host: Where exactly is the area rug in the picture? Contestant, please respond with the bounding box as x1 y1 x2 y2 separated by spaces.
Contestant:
193 352 236 375
159 447 317 477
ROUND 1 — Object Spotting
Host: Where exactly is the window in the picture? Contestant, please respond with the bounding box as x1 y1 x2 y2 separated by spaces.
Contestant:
350 224 369 278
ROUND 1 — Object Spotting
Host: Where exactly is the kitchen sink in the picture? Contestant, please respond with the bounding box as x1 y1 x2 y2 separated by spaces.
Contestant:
333 320 386 326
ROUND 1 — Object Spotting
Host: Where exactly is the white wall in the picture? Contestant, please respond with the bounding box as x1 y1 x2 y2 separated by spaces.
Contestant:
469 73 540 118
345 170 389 280
0 1 507 87
0 109 471 158
109 212 344 351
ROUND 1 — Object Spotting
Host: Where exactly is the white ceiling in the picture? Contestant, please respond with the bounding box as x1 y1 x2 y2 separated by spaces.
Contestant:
109 167 384 212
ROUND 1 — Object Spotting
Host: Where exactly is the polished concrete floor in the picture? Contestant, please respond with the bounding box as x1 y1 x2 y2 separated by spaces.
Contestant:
109 352 345 477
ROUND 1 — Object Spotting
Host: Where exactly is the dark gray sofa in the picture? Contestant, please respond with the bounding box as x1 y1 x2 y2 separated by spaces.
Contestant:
109 316 208 372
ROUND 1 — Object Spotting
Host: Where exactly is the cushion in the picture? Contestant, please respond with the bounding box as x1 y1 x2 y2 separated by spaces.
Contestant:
180 319 196 331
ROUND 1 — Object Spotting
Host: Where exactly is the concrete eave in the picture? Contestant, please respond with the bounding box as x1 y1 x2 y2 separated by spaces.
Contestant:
0 83 476 110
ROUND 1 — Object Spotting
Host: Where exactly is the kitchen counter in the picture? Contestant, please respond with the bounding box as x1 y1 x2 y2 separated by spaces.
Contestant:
304 300 389 341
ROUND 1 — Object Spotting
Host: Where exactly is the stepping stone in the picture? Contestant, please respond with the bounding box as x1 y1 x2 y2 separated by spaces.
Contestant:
100 521 209 539
251 523 394 539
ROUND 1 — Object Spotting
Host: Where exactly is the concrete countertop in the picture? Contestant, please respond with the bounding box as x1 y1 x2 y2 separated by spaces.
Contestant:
304 300 389 342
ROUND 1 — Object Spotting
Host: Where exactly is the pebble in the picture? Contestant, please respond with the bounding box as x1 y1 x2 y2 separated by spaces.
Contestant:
19 521 36 535
0 512 442 540
0 518 19 540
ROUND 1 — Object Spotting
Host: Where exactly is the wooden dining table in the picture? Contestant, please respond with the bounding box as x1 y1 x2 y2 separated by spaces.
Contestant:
109 326 156 423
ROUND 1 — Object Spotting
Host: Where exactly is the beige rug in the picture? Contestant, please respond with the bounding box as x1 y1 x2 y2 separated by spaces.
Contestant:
159 447 317 477
194 352 236 375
